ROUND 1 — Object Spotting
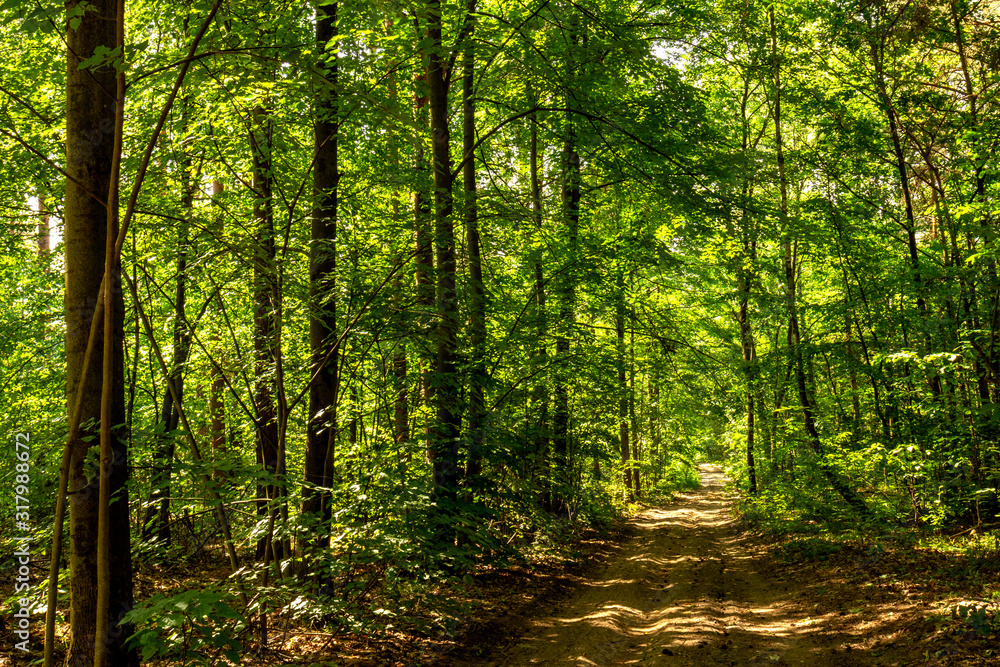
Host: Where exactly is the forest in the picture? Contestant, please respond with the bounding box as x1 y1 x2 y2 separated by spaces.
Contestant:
0 0 998 665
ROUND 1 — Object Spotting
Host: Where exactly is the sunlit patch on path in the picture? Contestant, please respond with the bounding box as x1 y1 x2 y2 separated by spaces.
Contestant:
459 464 876 666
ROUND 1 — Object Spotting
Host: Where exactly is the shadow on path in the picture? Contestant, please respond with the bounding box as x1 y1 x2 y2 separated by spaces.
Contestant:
457 464 875 666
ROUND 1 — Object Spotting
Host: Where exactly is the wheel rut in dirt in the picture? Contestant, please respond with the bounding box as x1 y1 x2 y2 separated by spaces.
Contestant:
458 464 871 666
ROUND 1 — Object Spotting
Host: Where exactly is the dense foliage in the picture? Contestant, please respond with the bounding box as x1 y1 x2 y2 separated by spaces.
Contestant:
0 0 997 663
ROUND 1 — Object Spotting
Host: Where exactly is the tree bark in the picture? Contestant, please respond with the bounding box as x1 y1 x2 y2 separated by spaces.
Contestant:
463 0 486 486
528 94 550 510
64 0 137 663
387 39 409 449
629 295 640 498
412 31 434 443
251 101 281 560
142 97 194 544
36 194 50 257
208 181 229 479
616 270 632 500
552 25 580 514
425 0 462 501
303 0 339 556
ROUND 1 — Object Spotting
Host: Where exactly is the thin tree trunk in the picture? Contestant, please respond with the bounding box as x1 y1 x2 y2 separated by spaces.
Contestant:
251 102 281 560
208 180 229 479
735 73 759 494
629 309 640 498
616 270 632 500
552 25 580 514
771 6 868 516
36 194 50 257
738 268 757 494
464 1 485 486
528 94 550 510
387 46 410 450
950 0 991 488
846 315 862 425
649 369 661 488
142 98 194 543
412 34 434 442
391 272 409 447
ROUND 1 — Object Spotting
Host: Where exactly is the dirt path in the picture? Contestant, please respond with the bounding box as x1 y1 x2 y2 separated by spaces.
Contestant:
456 464 872 666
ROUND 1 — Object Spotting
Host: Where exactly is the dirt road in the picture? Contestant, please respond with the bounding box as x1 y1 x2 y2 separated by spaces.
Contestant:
461 464 873 666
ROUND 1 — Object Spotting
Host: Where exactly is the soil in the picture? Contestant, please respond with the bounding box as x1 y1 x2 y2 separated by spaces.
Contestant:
442 464 997 667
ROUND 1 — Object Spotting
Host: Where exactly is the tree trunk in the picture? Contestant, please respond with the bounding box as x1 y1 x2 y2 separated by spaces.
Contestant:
464 1 486 486
388 59 409 448
412 33 434 443
737 251 757 494
649 365 661 487
303 0 339 557
845 315 862 426
629 303 640 498
616 270 632 500
142 100 194 544
425 0 462 502
36 194 50 257
251 102 281 560
552 28 580 513
208 181 229 479
734 72 759 494
528 95 550 510
64 0 137 663
771 6 868 516
949 0 991 488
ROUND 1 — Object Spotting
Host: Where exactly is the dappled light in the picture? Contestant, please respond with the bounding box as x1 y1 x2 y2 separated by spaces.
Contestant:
2 0 997 664
460 465 992 666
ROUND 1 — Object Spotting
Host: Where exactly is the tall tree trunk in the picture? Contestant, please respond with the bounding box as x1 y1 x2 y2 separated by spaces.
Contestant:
629 301 640 498
303 0 339 558
143 96 195 544
771 6 868 516
528 94 550 510
649 368 661 488
734 73 759 494
950 0 991 489
863 7 944 400
552 26 580 514
251 102 280 559
412 35 434 442
616 270 632 500
425 0 461 501
846 315 862 426
463 0 485 486
871 52 926 315
391 253 409 447
387 49 410 450
738 240 757 494
64 0 137 663
208 181 229 479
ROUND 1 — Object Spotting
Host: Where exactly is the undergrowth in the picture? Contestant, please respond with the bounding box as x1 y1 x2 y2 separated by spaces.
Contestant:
731 458 1000 643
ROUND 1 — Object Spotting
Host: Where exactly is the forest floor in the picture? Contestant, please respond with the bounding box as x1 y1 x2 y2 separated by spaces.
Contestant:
435 464 997 667
5 465 995 666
